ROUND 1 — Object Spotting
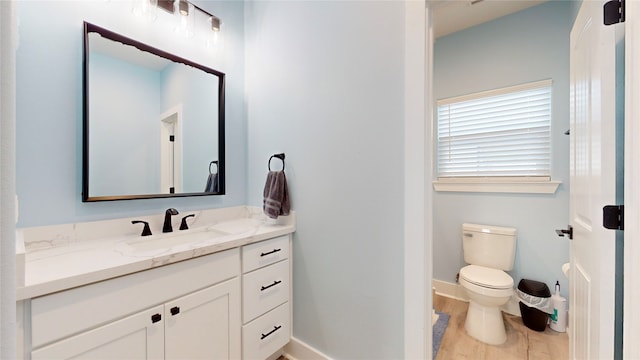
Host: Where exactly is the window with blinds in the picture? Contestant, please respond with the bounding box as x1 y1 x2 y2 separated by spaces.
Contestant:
436 80 552 180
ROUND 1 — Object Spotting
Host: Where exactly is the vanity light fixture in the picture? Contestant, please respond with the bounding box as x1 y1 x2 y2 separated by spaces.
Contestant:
178 0 189 16
131 0 158 21
156 0 174 14
210 15 221 32
207 14 222 49
153 0 221 33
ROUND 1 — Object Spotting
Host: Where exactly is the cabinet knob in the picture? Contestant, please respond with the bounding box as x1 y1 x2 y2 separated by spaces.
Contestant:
151 313 162 323
170 306 181 316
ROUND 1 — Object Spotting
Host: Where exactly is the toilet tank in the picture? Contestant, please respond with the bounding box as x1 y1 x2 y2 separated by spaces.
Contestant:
462 223 517 271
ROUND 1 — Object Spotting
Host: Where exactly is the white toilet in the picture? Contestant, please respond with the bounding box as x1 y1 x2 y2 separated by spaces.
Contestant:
459 223 517 345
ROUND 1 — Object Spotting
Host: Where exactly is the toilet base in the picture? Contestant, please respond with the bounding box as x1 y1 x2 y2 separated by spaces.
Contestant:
464 300 507 345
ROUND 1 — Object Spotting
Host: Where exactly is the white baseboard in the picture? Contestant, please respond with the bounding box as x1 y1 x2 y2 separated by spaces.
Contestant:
284 336 332 360
433 279 469 301
282 280 527 360
433 279 521 317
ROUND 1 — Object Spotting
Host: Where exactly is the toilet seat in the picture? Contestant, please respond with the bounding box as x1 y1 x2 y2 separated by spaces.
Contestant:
460 265 513 289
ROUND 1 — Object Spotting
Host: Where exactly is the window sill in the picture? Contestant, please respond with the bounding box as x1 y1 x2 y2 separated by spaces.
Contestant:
433 180 562 194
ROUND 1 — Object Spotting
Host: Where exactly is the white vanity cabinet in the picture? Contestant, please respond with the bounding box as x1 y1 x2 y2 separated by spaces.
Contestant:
32 279 240 360
27 249 241 360
241 235 291 360
20 232 293 360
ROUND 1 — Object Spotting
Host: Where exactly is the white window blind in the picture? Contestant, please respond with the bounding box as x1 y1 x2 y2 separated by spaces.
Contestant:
437 80 552 179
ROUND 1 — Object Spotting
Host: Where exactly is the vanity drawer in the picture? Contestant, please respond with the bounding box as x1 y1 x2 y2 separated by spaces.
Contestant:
242 259 289 323
242 236 289 273
242 302 290 360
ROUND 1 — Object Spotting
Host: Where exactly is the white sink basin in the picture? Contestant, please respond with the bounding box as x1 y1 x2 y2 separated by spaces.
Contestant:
207 218 263 235
123 228 229 254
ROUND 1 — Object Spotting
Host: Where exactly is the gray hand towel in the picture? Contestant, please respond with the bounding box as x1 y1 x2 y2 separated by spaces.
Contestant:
205 173 219 193
263 171 290 219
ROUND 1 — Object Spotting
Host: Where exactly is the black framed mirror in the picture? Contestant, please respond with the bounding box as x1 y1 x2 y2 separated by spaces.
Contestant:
82 22 225 201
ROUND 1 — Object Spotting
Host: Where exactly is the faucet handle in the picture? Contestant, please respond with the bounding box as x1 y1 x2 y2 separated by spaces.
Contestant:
132 220 152 236
180 214 195 230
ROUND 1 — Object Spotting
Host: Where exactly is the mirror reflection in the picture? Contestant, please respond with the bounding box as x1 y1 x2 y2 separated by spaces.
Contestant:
83 22 225 201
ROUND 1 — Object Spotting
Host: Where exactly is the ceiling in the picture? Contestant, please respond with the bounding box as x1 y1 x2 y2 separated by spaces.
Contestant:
431 0 550 38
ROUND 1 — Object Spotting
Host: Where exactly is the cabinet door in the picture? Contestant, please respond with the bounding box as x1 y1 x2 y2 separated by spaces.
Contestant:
165 277 241 360
31 305 164 360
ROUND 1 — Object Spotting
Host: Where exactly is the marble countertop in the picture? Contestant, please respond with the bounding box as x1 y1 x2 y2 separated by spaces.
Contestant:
16 206 295 300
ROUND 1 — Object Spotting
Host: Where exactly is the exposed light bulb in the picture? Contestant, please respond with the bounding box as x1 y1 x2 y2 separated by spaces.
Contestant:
179 0 189 16
211 16 221 32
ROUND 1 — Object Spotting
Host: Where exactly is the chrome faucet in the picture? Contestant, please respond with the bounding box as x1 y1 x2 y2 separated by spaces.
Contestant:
163 208 179 233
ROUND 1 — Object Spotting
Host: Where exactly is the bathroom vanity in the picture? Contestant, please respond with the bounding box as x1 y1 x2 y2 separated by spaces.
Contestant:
15 206 295 360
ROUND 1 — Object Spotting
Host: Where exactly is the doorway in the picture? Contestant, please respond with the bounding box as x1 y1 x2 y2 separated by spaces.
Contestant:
430 1 574 357
426 1 640 359
160 105 183 194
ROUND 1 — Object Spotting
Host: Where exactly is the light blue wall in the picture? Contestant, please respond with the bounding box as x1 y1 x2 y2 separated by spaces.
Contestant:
161 63 219 193
245 1 405 358
89 52 161 196
17 1 409 357
16 0 245 227
433 1 572 298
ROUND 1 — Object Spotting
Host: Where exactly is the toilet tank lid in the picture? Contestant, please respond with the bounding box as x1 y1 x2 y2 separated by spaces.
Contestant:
462 223 517 236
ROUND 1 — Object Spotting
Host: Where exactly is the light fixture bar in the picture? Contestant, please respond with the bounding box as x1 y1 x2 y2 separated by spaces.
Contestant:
153 0 221 32
156 0 174 14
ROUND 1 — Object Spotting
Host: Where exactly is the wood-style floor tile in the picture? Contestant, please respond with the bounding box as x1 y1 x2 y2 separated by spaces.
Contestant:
434 294 569 360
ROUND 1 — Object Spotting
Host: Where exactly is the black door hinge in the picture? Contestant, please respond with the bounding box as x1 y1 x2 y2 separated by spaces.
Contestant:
169 135 175 142
603 205 624 230
604 0 625 26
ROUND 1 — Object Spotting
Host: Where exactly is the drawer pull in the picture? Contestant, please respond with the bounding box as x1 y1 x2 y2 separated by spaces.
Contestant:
170 306 180 316
260 325 282 340
261 280 282 291
151 313 162 324
260 248 282 257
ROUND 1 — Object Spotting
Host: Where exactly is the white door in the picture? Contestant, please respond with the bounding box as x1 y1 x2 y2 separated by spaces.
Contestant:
160 106 182 194
569 1 618 359
165 278 241 360
31 305 165 360
625 2 640 358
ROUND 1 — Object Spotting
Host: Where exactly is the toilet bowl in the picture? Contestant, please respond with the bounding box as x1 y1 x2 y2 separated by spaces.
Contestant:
459 264 514 345
459 223 517 345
